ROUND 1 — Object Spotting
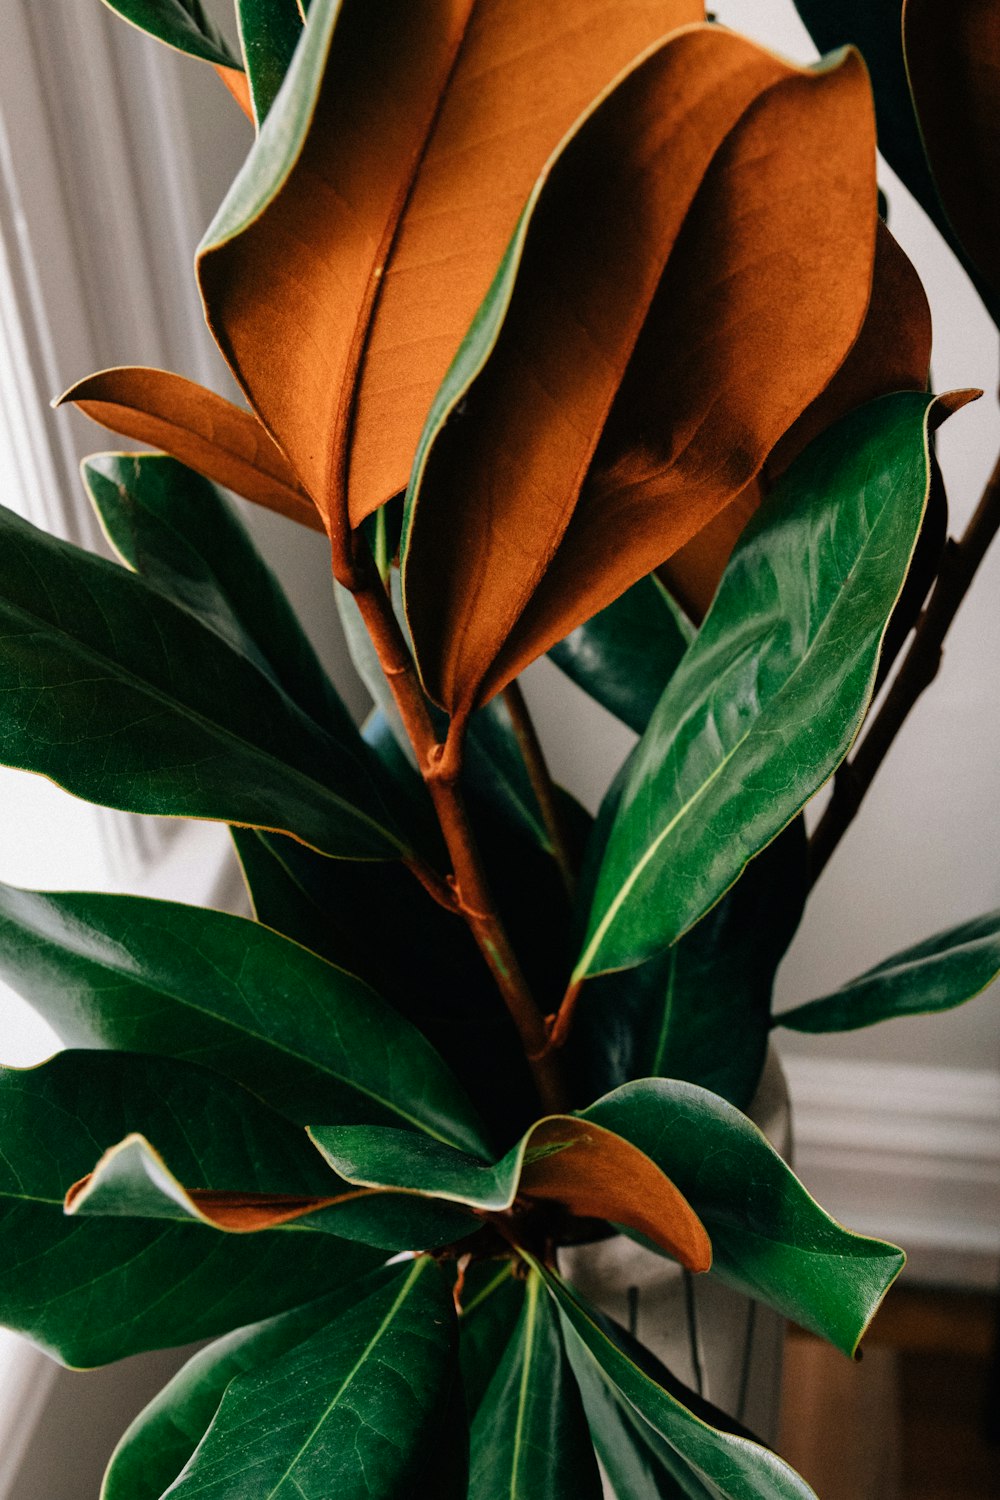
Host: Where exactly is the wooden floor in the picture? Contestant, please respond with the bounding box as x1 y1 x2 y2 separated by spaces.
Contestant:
778 1288 998 1498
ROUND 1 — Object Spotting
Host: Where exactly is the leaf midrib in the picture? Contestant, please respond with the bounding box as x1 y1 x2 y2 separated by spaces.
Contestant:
578 440 923 976
266 1258 428 1499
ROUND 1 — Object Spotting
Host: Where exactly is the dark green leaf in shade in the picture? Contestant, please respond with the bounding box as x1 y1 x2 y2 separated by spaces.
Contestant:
164 1257 465 1499
576 393 953 980
468 1268 603 1499
581 1080 904 1357
547 1269 818 1500
790 2 1000 323
549 573 693 735
575 819 808 1110
0 500 405 859
775 907 1000 1034
229 816 540 1147
83 453 353 743
236 0 303 123
458 1262 526 1416
102 1276 399 1500
0 1052 382 1367
99 0 239 68
0 882 490 1155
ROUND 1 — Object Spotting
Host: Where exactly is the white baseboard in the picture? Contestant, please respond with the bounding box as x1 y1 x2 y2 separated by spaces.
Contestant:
783 1055 1000 1290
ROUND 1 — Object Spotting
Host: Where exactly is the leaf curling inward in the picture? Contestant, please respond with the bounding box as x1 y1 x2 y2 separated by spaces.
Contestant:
401 27 878 715
195 0 706 577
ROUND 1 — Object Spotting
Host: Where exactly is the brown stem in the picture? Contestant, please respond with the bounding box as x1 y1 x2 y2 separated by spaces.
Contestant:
348 543 567 1112
501 681 577 899
809 445 1000 886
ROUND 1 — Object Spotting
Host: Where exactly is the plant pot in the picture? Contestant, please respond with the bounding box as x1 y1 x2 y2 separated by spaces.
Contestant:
559 1048 791 1487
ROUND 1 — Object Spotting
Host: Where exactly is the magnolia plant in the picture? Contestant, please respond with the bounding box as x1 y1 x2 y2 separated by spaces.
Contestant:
1 1 998 1496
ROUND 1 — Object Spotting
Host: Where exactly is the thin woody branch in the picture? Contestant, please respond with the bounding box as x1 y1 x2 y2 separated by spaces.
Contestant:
348 540 568 1112
501 680 577 899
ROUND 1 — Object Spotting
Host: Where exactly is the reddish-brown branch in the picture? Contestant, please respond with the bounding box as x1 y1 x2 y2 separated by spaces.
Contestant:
809 444 1000 885
502 680 577 899
348 544 567 1112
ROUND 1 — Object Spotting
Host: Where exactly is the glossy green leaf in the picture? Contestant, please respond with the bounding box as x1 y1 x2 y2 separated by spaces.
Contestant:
165 1256 464 1498
458 1263 526 1416
576 819 808 1110
582 1080 904 1356
84 453 352 742
62 1053 476 1252
0 882 490 1155
776 907 1000 1033
547 1269 818 1500
312 1113 712 1271
100 0 239 67
0 499 405 859
0 1052 381 1366
550 573 693 735
236 0 302 122
469 1269 602 1499
577 392 951 980
102 1277 398 1500
568 1302 766 1500
791 2 1000 323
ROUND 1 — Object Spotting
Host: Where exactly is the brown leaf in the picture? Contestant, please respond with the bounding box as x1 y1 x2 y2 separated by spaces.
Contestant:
214 64 255 122
519 1118 711 1272
661 219 933 619
404 29 877 713
58 366 321 532
904 0 1000 302
197 0 704 576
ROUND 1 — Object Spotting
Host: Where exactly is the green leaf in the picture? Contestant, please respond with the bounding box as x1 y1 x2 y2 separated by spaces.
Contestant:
581 1080 904 1357
83 452 352 743
62 1055 476 1253
550 573 692 735
165 1257 465 1499
791 2 1000 324
236 0 303 122
102 1277 399 1500
0 1052 381 1366
568 1302 767 1500
576 392 949 980
469 1269 603 1499
311 1113 712 1272
458 1263 526 1416
0 882 490 1155
0 499 405 859
776 907 1000 1033
576 819 808 1110
547 1269 818 1500
100 0 239 67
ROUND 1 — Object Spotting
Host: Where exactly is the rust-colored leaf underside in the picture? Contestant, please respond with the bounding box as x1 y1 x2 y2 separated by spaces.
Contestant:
519 1118 711 1272
661 217 933 619
58 367 321 532
404 28 878 713
197 0 705 574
